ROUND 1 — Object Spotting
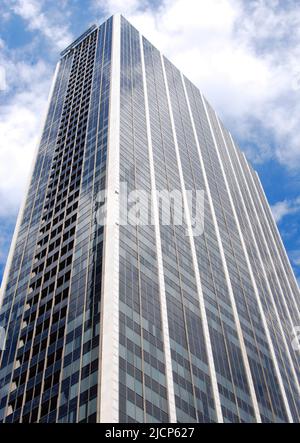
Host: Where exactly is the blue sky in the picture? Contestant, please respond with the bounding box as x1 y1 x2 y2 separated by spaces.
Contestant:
0 0 299 285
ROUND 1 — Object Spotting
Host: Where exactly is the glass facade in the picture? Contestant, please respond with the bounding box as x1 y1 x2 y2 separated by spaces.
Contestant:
0 14 299 423
0 17 112 423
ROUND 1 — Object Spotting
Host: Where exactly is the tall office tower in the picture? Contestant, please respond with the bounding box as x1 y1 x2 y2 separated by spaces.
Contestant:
0 14 299 424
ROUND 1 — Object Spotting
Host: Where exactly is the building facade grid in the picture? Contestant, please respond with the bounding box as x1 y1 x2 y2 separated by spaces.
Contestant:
0 14 299 423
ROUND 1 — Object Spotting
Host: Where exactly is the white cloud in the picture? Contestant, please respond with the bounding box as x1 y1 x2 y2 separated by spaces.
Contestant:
291 251 300 267
0 45 52 217
0 236 7 266
93 0 300 170
293 251 300 266
0 222 14 267
1 0 300 226
0 1 74 220
6 0 73 51
98 0 141 13
0 66 6 91
271 197 300 223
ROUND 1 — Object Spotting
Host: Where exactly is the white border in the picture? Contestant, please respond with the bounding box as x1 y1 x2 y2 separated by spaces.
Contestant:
99 13 120 423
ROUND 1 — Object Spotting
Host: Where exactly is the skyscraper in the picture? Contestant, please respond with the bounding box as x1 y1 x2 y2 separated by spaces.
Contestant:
0 14 299 423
